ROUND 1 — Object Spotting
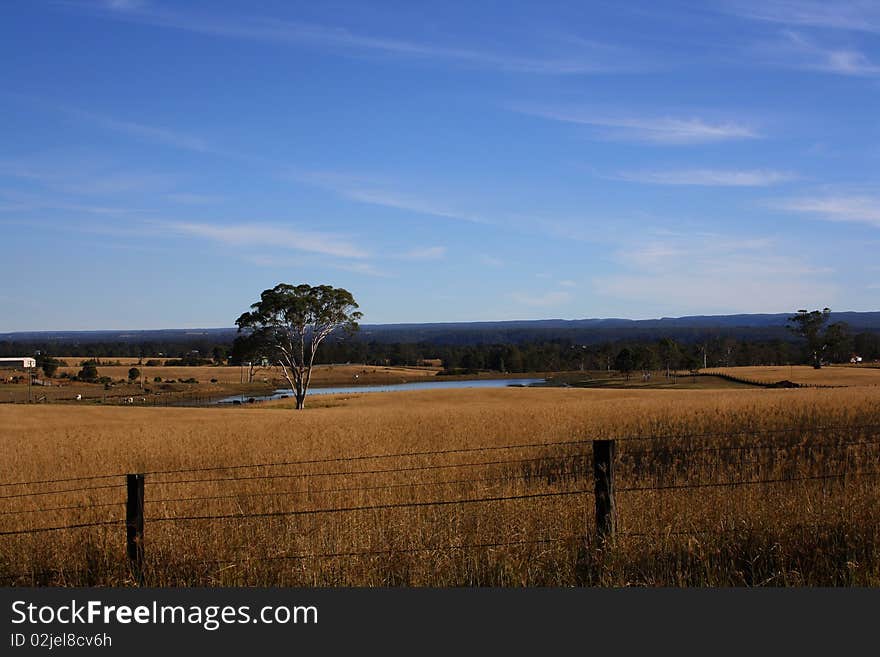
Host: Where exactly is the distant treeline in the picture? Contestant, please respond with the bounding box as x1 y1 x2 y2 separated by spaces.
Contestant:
3 329 879 373
316 332 879 372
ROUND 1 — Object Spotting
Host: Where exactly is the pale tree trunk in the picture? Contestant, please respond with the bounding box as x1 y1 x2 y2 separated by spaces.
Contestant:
276 345 305 410
276 336 308 410
296 361 308 409
277 363 299 408
275 323 336 410
293 365 306 409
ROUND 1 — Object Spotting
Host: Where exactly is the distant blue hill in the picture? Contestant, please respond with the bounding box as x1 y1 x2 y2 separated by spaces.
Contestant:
2 311 880 346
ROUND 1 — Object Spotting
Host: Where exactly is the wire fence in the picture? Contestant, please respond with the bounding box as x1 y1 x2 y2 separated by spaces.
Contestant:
1 423 879 583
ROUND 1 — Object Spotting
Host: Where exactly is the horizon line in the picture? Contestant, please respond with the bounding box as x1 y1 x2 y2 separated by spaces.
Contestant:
2 309 877 336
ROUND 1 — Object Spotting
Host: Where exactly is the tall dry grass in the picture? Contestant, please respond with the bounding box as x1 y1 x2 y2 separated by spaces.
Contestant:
706 365 880 387
1 387 879 586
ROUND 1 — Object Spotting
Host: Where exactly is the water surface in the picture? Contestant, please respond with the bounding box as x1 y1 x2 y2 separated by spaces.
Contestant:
216 377 545 404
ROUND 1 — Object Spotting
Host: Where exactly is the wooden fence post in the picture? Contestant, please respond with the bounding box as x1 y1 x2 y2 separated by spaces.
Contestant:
593 440 616 543
126 473 145 585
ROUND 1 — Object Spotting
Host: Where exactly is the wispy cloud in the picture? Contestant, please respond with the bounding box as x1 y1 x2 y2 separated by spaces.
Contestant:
509 290 572 307
618 235 779 270
342 189 488 223
62 172 181 195
3 94 219 156
67 108 210 152
399 246 447 260
594 231 836 313
773 196 880 226
478 254 504 267
245 254 389 277
165 192 225 206
289 170 490 224
0 156 184 199
512 105 759 144
332 261 391 277
0 187 146 216
614 168 797 186
170 222 369 259
594 271 836 314
724 1 880 34
102 0 147 10
74 2 634 75
753 30 880 75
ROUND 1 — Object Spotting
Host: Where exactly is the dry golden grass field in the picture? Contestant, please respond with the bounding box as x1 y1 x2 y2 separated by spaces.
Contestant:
2 385 880 587
705 365 880 387
5 364 876 406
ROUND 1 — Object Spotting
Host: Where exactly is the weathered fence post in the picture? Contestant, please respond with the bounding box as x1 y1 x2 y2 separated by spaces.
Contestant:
593 440 616 543
126 473 145 585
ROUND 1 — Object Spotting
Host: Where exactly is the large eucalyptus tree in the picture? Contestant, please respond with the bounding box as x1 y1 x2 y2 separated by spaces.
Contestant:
236 284 362 409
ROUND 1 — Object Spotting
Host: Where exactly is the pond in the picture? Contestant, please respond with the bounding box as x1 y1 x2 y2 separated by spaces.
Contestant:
215 377 546 404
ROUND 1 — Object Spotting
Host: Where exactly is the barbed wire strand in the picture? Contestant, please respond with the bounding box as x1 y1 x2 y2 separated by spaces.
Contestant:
148 470 589 506
146 488 592 524
0 501 124 517
0 438 595 489
0 519 122 537
0 472 127 489
618 470 880 493
150 453 592 487
0 482 122 501
621 437 880 458
2 422 879 489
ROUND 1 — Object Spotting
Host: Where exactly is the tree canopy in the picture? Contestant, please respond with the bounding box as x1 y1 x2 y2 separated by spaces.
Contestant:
236 283 362 409
787 308 832 368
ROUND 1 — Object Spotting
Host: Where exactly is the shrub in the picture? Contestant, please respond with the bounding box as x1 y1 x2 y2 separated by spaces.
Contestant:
77 362 99 382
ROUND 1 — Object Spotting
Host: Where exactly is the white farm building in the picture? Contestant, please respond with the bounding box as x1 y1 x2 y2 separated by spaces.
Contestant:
0 357 36 369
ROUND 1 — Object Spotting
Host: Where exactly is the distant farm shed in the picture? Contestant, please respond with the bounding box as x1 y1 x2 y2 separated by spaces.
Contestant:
0 357 36 369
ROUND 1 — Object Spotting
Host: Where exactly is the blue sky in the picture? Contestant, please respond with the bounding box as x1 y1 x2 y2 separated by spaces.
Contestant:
1 0 879 330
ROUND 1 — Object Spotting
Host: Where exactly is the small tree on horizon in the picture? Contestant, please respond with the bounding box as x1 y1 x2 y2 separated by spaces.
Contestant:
236 283 362 410
788 308 831 368
657 337 681 379
229 332 271 383
824 321 852 363
78 361 99 382
38 356 61 378
614 347 635 380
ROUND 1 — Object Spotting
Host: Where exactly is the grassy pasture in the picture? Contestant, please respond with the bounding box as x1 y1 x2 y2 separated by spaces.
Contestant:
0 364 444 404
1 386 879 586
53 363 441 386
706 365 880 387
555 373 758 390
